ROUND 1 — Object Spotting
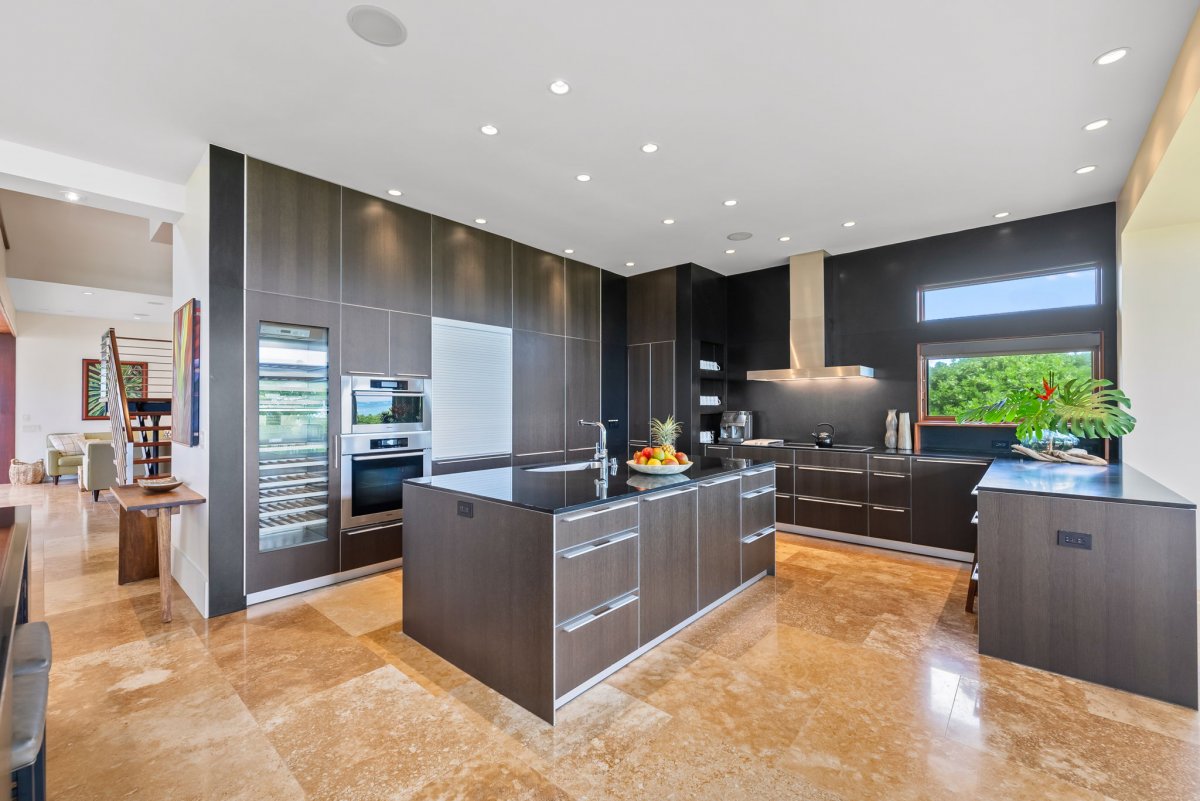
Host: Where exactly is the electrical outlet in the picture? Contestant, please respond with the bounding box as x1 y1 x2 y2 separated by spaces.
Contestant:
457 501 474 519
1057 530 1092 550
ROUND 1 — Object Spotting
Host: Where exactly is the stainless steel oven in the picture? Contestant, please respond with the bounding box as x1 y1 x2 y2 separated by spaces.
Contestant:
342 375 432 435
340 431 432 529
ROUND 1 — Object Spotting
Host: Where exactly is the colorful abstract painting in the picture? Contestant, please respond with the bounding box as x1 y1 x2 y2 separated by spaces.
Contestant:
172 298 201 446
82 359 147 420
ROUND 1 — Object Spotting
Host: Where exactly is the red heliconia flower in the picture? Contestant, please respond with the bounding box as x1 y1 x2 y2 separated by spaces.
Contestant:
1037 378 1057 402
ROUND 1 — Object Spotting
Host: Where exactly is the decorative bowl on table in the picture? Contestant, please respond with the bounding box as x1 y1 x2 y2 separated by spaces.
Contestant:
626 460 692 475
137 475 183 493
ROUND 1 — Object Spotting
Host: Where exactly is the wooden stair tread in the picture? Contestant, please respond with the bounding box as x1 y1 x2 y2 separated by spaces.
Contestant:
133 457 172 464
129 397 172 403
132 441 172 448
131 426 171 431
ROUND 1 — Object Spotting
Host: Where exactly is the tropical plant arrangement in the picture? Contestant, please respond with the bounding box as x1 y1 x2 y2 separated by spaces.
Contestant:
956 372 1135 465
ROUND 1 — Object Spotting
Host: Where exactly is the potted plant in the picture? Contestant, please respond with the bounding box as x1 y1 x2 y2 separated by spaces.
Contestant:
956 373 1135 464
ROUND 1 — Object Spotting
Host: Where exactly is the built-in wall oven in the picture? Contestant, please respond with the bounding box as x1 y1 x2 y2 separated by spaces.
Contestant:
342 375 432 435
340 431 432 530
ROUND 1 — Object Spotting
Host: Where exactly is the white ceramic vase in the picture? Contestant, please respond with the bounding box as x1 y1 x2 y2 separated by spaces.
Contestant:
897 412 912 450
884 409 898 449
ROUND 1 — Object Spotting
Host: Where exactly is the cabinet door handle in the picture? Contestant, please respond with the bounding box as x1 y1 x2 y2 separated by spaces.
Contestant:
706 446 730 451
561 593 638 633
560 529 638 559
872 471 907 479
344 522 400 536
873 456 907 462
643 487 697 501
873 505 907 513
346 370 386 376
741 527 774 543
743 466 774 476
740 485 775 499
796 495 864 508
971 511 979 525
560 499 638 522
795 465 864 475
699 475 740 487
916 458 991 467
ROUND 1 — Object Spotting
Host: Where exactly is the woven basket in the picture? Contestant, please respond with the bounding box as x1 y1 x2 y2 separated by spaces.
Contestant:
9 459 46 485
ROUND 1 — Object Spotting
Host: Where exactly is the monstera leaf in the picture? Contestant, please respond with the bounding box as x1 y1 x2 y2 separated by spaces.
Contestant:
1050 377 1135 439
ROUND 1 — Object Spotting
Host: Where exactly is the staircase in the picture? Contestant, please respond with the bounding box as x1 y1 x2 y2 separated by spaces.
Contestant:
101 329 174 483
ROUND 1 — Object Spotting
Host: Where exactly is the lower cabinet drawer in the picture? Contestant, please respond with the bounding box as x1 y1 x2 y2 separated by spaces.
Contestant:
556 595 639 698
741 528 774 581
340 522 403 571
555 500 640 550
869 505 912 542
741 485 776 536
740 465 776 493
774 464 794 495
793 465 868 502
776 493 795 526
794 496 869 536
555 531 639 624
869 471 911 508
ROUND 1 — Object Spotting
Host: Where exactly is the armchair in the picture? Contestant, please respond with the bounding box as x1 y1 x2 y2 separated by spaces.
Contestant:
45 432 113 486
82 439 118 502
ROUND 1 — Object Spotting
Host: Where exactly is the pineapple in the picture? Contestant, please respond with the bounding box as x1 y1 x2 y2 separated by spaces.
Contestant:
650 415 683 456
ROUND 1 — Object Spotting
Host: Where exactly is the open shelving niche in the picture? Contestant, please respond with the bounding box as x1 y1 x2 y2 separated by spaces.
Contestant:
696 340 727 447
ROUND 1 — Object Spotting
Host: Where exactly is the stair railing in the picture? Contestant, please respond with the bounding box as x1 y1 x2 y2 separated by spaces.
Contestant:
102 329 134 484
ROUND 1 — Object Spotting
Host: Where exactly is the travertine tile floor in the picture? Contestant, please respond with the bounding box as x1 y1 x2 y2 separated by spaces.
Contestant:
4 481 1198 800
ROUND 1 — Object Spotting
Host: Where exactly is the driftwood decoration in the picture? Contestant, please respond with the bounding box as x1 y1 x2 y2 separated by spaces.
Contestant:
1011 445 1108 466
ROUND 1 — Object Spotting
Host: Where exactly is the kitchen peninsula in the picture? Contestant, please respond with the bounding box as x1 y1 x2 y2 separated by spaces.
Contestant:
402 456 776 722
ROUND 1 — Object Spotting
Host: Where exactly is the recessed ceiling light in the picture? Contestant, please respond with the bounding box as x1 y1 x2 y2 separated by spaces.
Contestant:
1075 165 1097 174
549 80 570 95
82 291 94 296
727 232 752 241
625 262 635 267
994 211 1010 219
61 190 82 202
663 219 675 225
480 124 498 136
564 249 574 254
842 221 856 228
387 188 403 196
779 236 792 242
1094 47 1129 66
346 5 408 47
723 199 738 207
641 143 659 153
133 313 148 319
576 174 591 182
475 218 487 224
147 301 165 306
725 249 736 254
1083 119 1110 131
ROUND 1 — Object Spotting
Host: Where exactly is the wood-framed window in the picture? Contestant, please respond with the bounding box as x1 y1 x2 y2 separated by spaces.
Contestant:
917 332 1104 425
917 263 1102 323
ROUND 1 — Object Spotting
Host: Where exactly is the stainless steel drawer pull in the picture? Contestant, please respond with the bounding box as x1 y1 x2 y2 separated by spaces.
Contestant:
644 487 697 501
971 511 979 525
741 528 774 544
873 505 907 513
561 593 638 633
560 499 638 522
873 456 906 461
699 475 741 487
796 496 864 509
916 458 991 467
744 466 774 476
706 446 730 451
794 465 864 475
344 522 399 536
560 529 638 559
345 370 386 376
740 485 775 499
872 472 907 478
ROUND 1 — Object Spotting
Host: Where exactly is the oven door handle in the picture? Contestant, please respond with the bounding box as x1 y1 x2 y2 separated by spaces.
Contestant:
351 452 425 462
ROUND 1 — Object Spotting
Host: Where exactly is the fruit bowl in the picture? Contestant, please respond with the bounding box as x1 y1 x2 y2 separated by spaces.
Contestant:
626 460 692 475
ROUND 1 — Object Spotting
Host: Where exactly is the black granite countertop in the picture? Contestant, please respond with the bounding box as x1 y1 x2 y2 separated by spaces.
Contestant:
407 456 776 514
977 459 1195 509
717 440 1002 462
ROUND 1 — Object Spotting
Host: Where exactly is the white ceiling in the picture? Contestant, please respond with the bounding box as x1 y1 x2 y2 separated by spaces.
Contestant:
7 278 172 323
0 189 172 294
1 1 1196 275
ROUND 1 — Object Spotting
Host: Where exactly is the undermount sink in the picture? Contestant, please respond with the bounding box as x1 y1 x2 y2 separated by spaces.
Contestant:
523 461 605 473
783 442 875 452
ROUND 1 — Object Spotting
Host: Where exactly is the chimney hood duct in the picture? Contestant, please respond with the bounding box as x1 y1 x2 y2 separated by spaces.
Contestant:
745 250 875 380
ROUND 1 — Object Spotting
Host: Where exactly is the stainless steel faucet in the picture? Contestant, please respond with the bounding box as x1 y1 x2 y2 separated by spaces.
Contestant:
578 420 608 464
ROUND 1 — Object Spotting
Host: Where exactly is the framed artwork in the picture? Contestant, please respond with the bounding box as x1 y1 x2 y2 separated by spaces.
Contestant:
82 359 148 420
172 298 201 446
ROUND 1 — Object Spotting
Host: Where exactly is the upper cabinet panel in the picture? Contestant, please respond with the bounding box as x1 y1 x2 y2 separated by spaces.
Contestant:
341 188 432 315
513 243 565 336
627 267 676 344
566 259 601 341
245 158 341 302
432 218 512 328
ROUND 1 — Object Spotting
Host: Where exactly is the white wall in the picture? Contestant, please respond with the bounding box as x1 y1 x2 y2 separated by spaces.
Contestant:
13 311 171 460
169 152 211 617
1118 222 1200 507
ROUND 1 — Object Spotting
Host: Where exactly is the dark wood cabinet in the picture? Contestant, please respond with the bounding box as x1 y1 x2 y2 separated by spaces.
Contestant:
741 529 775 582
341 305 389 376
389 311 432 377
341 522 403 571
794 496 869 536
793 464 868 503
776 493 795 526
513 243 565 335
869 470 911 509
650 340 674 425
911 457 990 553
431 217 512 327
627 267 676 345
628 344 650 445
555 533 639 624
566 260 601 340
513 451 565 466
341 188 432 315
566 338 601 451
245 158 341 302
638 487 698 644
698 475 742 608
513 331 565 456
869 505 911 542
556 596 638 699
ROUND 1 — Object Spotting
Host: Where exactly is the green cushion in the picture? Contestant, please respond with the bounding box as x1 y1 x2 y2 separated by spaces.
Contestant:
56 456 83 468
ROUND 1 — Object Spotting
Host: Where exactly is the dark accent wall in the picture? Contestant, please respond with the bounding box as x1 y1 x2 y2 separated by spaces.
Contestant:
207 145 248 616
728 204 1118 452
601 271 628 457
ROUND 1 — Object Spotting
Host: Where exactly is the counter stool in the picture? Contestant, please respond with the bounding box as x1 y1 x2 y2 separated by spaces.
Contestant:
10 670 48 801
12 622 51 675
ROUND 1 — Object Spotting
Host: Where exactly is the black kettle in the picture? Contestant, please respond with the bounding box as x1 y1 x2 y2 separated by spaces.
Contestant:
812 423 835 448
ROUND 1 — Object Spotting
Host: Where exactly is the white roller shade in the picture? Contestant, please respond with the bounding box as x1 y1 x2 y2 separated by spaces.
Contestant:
431 318 513 461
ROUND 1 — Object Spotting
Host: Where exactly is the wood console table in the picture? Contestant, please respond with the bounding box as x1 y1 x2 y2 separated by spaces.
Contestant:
111 485 206 622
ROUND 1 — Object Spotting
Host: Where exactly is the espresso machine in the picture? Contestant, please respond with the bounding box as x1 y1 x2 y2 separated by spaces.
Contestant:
718 411 754 444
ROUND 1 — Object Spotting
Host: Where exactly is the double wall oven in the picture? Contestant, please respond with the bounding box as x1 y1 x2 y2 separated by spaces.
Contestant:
340 376 433 531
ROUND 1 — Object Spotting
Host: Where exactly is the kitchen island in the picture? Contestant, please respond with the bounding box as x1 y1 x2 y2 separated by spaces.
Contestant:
403 456 776 723
977 460 1197 707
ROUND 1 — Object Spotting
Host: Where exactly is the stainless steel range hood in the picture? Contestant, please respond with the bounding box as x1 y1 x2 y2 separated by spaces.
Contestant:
745 250 875 380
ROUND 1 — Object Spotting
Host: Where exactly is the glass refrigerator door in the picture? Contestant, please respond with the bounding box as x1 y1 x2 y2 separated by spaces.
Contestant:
257 323 330 552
